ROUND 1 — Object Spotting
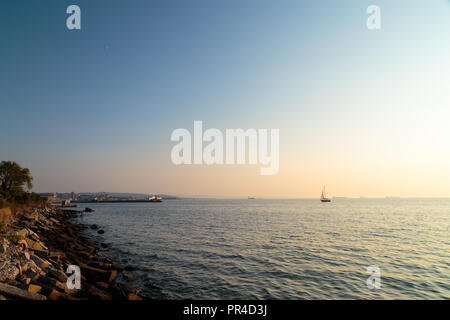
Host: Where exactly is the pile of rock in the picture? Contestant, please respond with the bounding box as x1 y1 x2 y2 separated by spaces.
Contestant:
0 206 144 300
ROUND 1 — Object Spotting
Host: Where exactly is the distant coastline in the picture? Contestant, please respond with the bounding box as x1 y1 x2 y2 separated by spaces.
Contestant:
72 199 165 204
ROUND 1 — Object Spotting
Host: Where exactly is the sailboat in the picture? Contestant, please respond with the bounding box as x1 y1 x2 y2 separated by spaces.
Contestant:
320 186 331 202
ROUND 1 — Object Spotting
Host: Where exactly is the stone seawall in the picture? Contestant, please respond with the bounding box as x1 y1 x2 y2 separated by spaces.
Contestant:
0 206 144 300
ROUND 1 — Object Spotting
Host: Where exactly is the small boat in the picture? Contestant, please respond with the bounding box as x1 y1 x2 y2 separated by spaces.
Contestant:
248 197 255 200
148 196 163 202
320 186 331 203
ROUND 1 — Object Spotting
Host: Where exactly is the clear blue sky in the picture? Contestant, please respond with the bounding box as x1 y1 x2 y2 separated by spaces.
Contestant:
1 1 450 197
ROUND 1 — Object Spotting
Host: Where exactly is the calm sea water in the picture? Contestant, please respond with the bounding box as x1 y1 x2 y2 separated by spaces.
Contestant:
75 199 449 299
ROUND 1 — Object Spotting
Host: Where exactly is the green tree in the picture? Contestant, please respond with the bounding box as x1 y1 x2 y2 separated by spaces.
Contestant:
0 161 33 199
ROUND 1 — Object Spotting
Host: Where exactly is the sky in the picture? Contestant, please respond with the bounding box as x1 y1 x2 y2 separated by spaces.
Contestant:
1 0 450 198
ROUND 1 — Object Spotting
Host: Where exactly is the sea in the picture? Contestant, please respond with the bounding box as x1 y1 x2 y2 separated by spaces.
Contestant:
74 198 449 299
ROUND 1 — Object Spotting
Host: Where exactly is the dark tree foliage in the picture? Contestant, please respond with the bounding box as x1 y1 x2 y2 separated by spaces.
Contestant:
0 161 33 200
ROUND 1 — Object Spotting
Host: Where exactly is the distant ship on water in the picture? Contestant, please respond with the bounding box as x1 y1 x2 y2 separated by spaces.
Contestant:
320 186 331 203
148 195 163 202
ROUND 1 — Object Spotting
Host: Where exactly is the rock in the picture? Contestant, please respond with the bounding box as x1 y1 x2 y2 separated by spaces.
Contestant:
48 289 62 300
88 261 113 270
0 262 19 282
124 265 136 271
28 284 42 294
31 248 49 258
49 217 59 224
90 224 99 230
117 283 142 295
48 251 66 260
48 268 68 282
16 228 38 239
20 251 31 260
0 282 46 300
113 264 125 271
123 274 134 282
97 229 105 234
64 286 80 295
88 285 112 300
18 240 28 251
15 229 28 238
127 293 143 300
21 258 38 273
79 264 109 282
29 254 51 269
39 276 66 291
96 282 110 290
25 238 47 251
108 270 118 283
0 238 10 254
23 267 41 282
84 208 94 213
17 263 23 275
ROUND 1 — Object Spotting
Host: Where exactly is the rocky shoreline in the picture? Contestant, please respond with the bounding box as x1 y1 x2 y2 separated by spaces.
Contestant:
0 205 145 300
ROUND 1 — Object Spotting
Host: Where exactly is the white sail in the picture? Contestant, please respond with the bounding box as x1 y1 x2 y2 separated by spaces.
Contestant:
321 186 330 202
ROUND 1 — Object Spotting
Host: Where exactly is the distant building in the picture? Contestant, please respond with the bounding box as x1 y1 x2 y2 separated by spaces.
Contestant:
39 193 56 203
56 193 72 200
78 194 96 202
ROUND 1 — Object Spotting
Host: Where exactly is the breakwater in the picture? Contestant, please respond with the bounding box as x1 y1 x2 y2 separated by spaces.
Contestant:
0 206 144 300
